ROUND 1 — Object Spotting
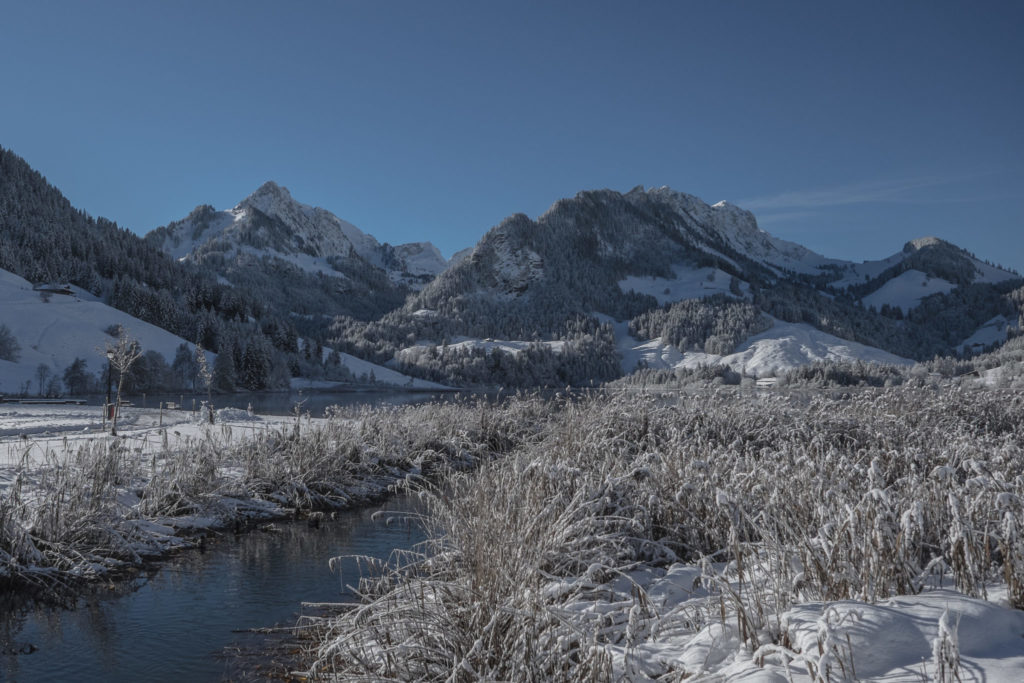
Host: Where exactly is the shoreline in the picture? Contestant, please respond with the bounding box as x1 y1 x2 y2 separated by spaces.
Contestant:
0 397 517 602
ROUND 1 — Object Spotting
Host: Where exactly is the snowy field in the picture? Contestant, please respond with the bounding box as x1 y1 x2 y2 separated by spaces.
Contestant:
0 403 294 471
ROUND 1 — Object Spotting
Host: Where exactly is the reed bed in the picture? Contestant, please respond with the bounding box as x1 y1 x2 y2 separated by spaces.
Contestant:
0 397 548 598
307 385 1024 680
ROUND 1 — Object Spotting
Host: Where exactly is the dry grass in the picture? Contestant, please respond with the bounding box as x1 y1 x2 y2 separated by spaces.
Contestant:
0 397 547 598
308 385 1024 680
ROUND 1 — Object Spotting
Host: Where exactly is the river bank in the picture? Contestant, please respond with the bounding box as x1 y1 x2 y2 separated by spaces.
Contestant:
0 394 537 600
1 496 427 682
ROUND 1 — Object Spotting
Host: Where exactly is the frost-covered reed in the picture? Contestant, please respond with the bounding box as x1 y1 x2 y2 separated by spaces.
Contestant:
307 385 1024 680
0 397 545 597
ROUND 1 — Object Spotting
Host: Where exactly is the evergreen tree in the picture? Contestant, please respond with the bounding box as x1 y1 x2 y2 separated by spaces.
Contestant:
241 337 271 390
212 343 237 392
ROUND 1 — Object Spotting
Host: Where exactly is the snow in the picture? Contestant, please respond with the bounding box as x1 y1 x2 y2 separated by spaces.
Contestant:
0 268 207 393
489 237 544 295
0 404 294 470
618 266 747 305
554 564 1024 681
161 210 237 260
396 337 566 364
830 253 907 290
303 349 448 390
830 244 1018 292
959 315 1017 354
780 591 1024 680
615 317 912 378
238 181 383 266
973 258 1020 284
293 337 448 389
449 246 475 267
411 308 439 319
860 269 957 313
393 242 448 277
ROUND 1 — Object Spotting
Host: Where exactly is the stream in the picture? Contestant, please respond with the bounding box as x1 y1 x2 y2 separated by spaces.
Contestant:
0 497 426 682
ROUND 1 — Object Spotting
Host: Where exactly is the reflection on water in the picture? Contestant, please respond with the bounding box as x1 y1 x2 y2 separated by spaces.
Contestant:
0 498 425 682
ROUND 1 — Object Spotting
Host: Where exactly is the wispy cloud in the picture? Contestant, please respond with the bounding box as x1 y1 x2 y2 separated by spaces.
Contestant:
750 210 817 226
739 173 982 212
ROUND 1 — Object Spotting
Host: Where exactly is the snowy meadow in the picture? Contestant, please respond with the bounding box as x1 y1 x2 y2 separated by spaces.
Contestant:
303 385 1024 681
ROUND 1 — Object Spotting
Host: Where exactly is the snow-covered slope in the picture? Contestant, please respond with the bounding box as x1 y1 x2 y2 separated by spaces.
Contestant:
617 318 912 378
636 186 840 275
392 242 448 279
831 237 1017 306
959 315 1019 355
619 266 746 305
292 342 448 391
0 268 203 393
860 269 957 313
145 182 454 324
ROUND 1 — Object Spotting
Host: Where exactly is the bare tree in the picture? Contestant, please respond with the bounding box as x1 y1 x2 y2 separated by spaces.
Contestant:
35 364 51 396
0 324 20 362
104 327 142 435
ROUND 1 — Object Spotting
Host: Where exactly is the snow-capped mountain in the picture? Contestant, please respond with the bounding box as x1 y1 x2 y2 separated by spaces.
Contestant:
148 181 447 292
336 186 1022 385
418 186 1017 322
4 138 1021 390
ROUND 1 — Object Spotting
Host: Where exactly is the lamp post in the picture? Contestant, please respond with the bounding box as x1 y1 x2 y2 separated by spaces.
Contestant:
106 350 116 436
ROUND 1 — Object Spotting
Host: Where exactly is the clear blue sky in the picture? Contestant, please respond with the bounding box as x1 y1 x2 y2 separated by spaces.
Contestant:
3 1 1022 271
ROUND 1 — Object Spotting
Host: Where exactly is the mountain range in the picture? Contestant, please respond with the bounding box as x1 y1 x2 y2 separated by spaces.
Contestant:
1 145 1021 391
331 186 1021 383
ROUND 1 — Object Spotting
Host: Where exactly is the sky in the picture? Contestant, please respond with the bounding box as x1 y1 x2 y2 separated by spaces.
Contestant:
2 0 1022 271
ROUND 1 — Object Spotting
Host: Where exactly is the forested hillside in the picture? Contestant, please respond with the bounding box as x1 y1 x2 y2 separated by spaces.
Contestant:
0 147 347 391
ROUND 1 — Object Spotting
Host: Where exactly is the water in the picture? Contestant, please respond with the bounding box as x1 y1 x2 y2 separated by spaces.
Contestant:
0 499 426 682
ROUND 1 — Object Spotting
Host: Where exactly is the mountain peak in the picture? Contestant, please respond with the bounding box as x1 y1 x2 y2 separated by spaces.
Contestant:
253 180 290 198
238 181 294 212
903 236 951 253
